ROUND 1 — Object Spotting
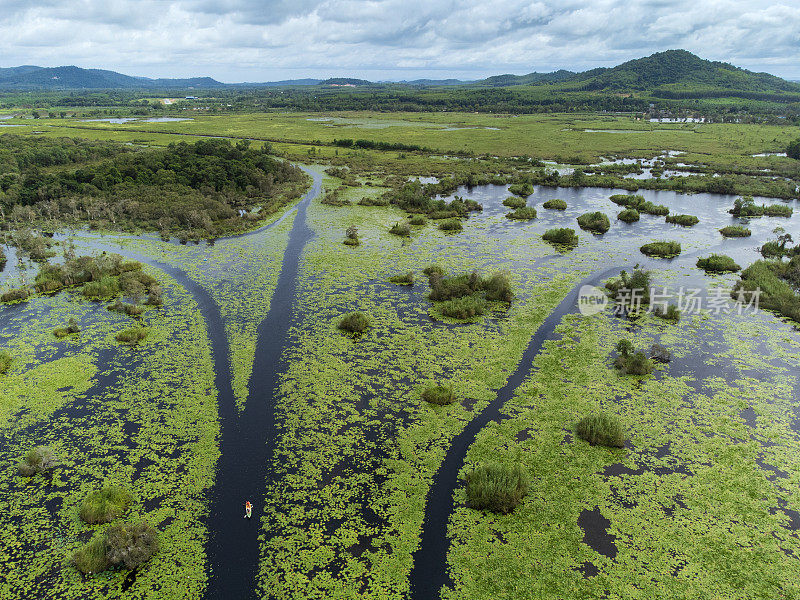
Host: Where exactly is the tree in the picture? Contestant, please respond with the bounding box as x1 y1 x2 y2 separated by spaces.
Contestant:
787 139 800 160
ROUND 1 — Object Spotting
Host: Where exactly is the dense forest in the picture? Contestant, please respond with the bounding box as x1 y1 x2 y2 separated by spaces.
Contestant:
0 136 306 239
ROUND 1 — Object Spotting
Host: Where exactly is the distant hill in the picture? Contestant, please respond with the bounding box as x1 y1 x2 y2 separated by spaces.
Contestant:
476 70 575 87
0 65 224 89
320 78 372 86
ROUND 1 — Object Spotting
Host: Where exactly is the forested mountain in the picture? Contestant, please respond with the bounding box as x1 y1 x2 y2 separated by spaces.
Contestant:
0 66 224 89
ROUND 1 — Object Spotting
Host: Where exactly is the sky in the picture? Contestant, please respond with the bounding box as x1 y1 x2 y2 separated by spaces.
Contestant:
2 0 799 82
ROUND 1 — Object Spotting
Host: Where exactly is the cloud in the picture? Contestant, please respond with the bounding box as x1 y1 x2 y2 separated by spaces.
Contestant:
0 0 798 81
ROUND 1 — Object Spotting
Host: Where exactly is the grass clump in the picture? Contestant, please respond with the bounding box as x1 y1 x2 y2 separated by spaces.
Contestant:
73 522 159 575
388 272 414 285
0 349 12 374
617 208 640 223
508 182 534 197
338 312 370 333
465 463 529 514
1 288 30 303
421 384 456 405
53 318 81 338
733 257 800 323
697 254 741 273
506 206 537 220
605 269 652 306
408 214 427 226
115 327 149 345
720 225 752 238
614 339 654 375
542 198 567 210
666 214 699 227
609 194 668 215
79 485 133 524
438 219 463 232
389 221 411 237
654 304 681 322
343 225 360 246
502 196 526 209
577 211 610 234
731 196 793 218
484 273 514 303
542 227 579 249
640 241 681 258
576 413 625 447
17 446 60 477
439 295 487 319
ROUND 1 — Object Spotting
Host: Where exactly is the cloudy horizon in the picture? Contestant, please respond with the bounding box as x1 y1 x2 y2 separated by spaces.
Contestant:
2 0 799 82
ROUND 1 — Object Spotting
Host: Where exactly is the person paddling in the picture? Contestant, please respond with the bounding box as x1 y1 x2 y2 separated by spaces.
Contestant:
244 501 252 519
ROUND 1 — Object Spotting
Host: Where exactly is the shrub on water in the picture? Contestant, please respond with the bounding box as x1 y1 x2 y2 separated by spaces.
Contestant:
610 194 644 207
616 339 634 357
428 271 480 301
654 304 681 322
423 264 445 278
503 196 526 209
506 206 537 220
408 214 427 226
388 272 414 285
605 269 652 305
115 327 148 345
650 343 672 363
465 462 529 514
83 276 120 300
666 214 699 227
422 384 456 405
53 318 81 338
73 534 110 575
79 485 133 524
439 295 487 319
542 198 567 210
1 288 30 303
484 273 514 303
73 522 159 574
542 228 579 248
576 413 625 447
615 350 654 375
639 201 669 216
389 222 411 237
640 241 681 258
508 183 534 197
343 225 360 246
720 225 751 238
617 208 640 223
428 210 459 220
338 312 370 333
577 211 610 234
17 446 60 477
0 349 12 374
697 254 741 273
438 219 463 232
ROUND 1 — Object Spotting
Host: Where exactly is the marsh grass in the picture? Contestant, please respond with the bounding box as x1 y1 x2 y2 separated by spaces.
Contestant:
73 522 159 574
640 241 681 258
72 534 109 574
408 214 427 226
615 350 654 375
720 225 751 238
577 211 610 234
439 295 487 319
115 327 149 345
53 318 81 338
576 413 625 447
503 196 526 209
438 219 463 232
0 349 12 374
542 227 579 249
422 384 456 405
508 183 533 197
338 312 370 333
1 288 30 303
389 222 411 237
465 463 529 514
697 254 741 273
79 485 133 524
654 304 681 322
542 198 567 210
17 446 59 477
617 208 640 223
666 214 699 226
388 272 414 285
506 206 537 220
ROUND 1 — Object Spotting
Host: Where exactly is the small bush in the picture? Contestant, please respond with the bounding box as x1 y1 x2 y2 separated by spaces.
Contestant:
617 208 640 223
343 237 360 246
338 312 370 333
542 228 579 248
503 196 526 209
610 194 643 207
53 318 81 338
654 304 681 322
428 210 459 220
423 264 445 278
720 225 751 238
484 273 514 303
666 214 699 227
439 295 487 319
650 343 672 363
697 254 740 273
438 219 463 232
506 206 537 220
79 485 133 524
609 194 668 215
0 349 12 374
542 198 566 210
1 288 30 303
408 214 427 226
115 327 148 345
640 241 681 258
389 222 411 237
343 225 360 246
616 339 634 357
576 413 625 447
605 269 652 305
74 522 159 574
17 446 59 477
83 276 120 300
422 384 456 405
465 462 529 514
388 272 414 285
73 534 110 574
508 183 534 197
615 351 654 376
577 212 610 234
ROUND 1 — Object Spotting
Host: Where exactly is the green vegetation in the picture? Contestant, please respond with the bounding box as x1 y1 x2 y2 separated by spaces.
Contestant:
697 254 741 273
788 138 800 160
502 196 526 209
508 183 533 197
617 208 640 223
614 339 655 375
506 206 537 220
609 194 669 216
17 446 59 477
343 225 360 246
79 485 133 524
115 326 149 344
0 288 31 303
542 227 579 249
605 269 652 305
421 384 456 406
654 304 681 322
389 222 411 237
438 219 463 232
338 311 370 333
73 522 159 575
408 214 427 226
424 268 513 321
761 228 797 258
666 214 699 226
731 196 793 218
734 257 800 323
0 350 12 374
542 198 567 210
439 295 487 319
465 463 530 514
576 211 610 234
640 240 681 258
576 413 625 447
53 318 81 338
720 225 752 237
388 272 414 285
